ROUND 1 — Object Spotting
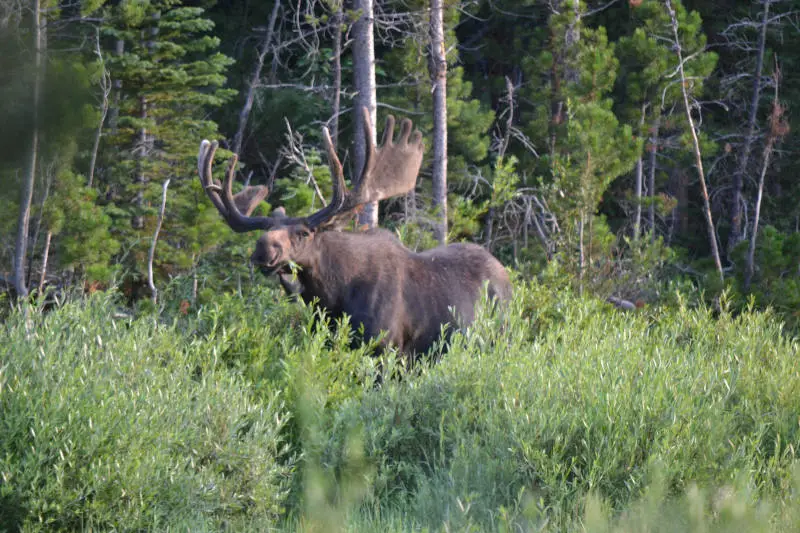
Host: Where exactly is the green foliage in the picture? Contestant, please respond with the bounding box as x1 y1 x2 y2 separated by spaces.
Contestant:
102 0 235 276
2 279 800 531
729 226 800 329
45 170 120 282
0 292 293 531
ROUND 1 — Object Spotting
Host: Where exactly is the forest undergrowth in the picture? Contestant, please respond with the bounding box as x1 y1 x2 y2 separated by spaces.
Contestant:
1 277 800 532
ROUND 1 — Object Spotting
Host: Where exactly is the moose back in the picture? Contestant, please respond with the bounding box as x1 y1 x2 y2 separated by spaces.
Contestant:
198 108 511 354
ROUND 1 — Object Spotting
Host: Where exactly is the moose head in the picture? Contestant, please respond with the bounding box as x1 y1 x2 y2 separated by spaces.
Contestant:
197 107 425 277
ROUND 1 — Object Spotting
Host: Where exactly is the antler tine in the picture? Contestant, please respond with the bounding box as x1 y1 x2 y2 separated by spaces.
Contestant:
196 140 288 233
350 107 425 205
198 140 228 217
304 127 349 229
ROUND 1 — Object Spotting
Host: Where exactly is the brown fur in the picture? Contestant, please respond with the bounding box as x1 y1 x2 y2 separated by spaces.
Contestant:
250 226 511 354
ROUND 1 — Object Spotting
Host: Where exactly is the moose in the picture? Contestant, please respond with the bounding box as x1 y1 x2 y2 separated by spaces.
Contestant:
197 108 511 354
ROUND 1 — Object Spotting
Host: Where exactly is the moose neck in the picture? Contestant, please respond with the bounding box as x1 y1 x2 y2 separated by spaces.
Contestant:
292 232 357 308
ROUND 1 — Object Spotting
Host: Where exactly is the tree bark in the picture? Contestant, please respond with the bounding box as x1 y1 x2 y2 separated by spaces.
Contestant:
633 105 646 241
148 179 170 305
14 0 43 299
745 71 784 291
429 0 448 244
330 1 343 149
666 0 724 282
647 117 660 239
352 0 378 228
26 167 51 287
108 38 124 133
232 0 281 156
727 0 771 255
38 230 51 293
87 27 110 188
133 11 161 230
133 93 147 230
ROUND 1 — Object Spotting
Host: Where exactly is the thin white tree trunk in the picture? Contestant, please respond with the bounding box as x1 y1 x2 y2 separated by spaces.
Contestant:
148 179 170 305
38 230 51 293
633 105 646 241
14 0 43 298
647 117 660 239
728 0 771 254
429 0 448 244
666 0 724 282
87 27 110 188
330 1 343 149
745 72 784 291
232 0 281 156
352 0 378 228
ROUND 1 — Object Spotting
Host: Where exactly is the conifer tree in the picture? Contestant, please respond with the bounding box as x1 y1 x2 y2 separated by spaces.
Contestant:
615 0 716 240
522 7 639 276
101 0 235 278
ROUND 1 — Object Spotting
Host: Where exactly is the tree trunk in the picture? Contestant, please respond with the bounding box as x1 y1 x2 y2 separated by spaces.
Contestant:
108 38 124 132
133 11 160 230
148 179 170 305
633 105 646 241
647 117 660 239
133 94 147 230
87 28 110 188
352 0 378 228
14 0 43 299
745 72 785 291
728 0 771 255
429 0 448 244
26 167 52 287
232 0 281 156
330 1 343 149
666 0 723 282
38 230 51 293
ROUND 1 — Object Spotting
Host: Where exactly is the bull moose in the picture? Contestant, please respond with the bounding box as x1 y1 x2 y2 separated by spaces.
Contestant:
197 108 511 354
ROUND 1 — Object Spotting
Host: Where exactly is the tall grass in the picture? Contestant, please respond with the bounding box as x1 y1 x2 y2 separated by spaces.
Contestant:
0 291 293 531
1 280 799 531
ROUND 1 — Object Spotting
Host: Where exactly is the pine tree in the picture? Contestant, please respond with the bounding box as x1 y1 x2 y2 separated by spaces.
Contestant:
101 0 235 279
522 8 640 277
615 0 716 241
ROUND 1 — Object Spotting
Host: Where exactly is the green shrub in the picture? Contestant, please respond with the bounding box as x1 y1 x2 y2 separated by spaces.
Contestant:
2 278 800 532
0 292 293 531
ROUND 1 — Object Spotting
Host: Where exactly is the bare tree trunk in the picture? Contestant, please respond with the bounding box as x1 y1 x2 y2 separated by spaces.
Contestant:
745 68 785 291
667 0 724 282
108 38 124 132
330 1 343 149
232 0 281 156
133 94 147 230
633 105 646 241
38 230 51 293
728 0 771 255
148 179 170 305
133 11 160 230
429 0 448 244
353 0 378 228
87 27 110 188
14 0 43 299
647 117 660 239
26 165 52 287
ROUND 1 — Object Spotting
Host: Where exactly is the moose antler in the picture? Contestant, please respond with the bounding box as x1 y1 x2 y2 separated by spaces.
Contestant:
310 107 425 228
197 107 424 232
